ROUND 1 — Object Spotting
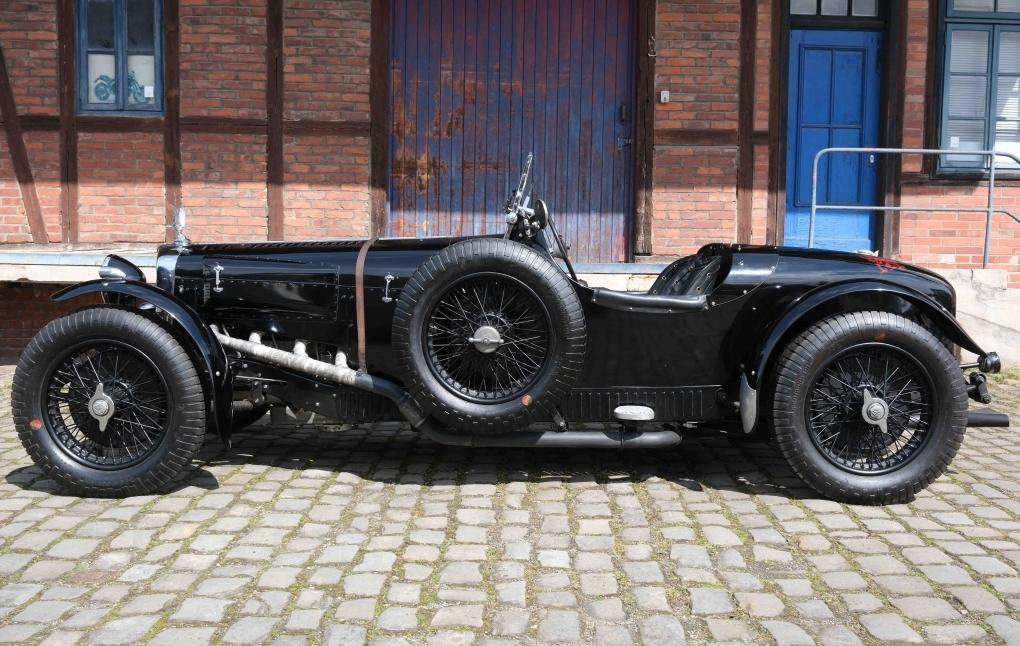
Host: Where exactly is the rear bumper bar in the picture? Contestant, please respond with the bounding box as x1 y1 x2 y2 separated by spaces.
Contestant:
967 409 1010 428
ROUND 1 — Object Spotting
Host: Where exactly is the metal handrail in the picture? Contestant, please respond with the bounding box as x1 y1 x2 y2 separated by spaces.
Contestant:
810 147 1020 268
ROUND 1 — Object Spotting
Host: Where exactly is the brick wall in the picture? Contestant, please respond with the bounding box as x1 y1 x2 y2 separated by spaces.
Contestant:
0 283 97 363
283 134 370 239
654 0 740 131
77 132 166 243
0 2 58 117
182 132 269 241
652 147 738 255
651 0 742 257
0 136 31 243
751 0 772 246
181 0 267 120
0 0 1015 286
895 1 1020 286
283 0 370 122
24 131 62 241
899 183 1020 288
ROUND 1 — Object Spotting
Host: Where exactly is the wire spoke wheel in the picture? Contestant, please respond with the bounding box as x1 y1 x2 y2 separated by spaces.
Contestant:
44 341 170 469
806 343 934 475
425 273 552 403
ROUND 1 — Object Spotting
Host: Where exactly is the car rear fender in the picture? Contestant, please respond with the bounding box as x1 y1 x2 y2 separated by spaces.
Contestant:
746 280 984 392
52 279 233 443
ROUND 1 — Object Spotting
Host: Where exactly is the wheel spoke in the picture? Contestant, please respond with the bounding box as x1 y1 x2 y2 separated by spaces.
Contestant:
426 275 550 401
44 342 169 468
807 346 933 474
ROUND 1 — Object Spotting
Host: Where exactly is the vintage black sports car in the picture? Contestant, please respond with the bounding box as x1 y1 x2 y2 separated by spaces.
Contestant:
10 157 1009 503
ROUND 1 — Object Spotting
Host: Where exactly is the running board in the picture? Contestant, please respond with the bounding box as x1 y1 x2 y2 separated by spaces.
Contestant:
419 426 683 449
967 409 1010 428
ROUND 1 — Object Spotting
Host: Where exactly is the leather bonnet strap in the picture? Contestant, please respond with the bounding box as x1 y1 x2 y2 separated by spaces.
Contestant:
354 236 378 371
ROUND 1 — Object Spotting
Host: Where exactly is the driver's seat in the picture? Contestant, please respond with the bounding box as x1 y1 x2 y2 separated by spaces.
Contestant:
590 253 722 314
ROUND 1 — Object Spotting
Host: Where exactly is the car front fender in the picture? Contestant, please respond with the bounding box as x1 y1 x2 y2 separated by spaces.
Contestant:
746 280 985 392
52 279 233 443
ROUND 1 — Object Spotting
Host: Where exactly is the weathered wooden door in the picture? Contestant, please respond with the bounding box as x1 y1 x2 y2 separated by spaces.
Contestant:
388 0 636 263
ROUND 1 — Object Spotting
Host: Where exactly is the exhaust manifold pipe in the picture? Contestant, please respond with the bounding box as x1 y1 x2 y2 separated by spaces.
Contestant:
212 327 682 449
212 327 357 387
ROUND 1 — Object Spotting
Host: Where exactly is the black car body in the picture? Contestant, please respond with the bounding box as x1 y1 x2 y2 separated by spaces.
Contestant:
11 160 1009 503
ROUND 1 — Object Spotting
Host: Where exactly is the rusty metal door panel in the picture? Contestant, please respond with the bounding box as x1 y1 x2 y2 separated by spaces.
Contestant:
388 0 636 263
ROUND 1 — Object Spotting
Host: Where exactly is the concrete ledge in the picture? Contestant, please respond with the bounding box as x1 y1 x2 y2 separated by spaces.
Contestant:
944 269 1020 364
0 246 156 283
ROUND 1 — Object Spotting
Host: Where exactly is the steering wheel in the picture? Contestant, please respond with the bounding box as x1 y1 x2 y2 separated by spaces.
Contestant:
534 200 578 282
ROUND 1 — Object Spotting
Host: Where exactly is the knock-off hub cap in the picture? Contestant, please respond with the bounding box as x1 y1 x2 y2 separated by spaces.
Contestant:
860 388 889 434
468 325 504 354
87 383 116 433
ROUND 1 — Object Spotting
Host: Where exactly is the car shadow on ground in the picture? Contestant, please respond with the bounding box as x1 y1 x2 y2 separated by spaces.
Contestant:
5 421 828 501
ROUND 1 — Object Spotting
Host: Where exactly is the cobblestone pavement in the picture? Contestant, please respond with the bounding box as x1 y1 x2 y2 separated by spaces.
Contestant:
0 375 1019 646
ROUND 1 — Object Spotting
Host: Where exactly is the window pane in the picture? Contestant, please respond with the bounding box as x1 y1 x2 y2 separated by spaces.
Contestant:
1000 32 1020 74
791 0 817 14
998 0 1020 11
950 31 989 74
994 121 1020 167
997 75 1020 118
821 0 848 14
87 0 115 50
852 0 878 16
127 0 155 51
127 55 156 105
944 119 986 165
948 75 988 116
87 53 117 104
954 0 995 10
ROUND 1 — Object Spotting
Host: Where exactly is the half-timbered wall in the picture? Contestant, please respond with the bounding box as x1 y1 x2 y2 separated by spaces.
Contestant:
0 0 1017 281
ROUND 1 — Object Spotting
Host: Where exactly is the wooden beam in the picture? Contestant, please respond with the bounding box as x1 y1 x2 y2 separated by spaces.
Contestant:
632 0 657 257
0 44 48 243
766 0 788 246
181 116 266 134
369 0 391 238
880 0 907 257
17 115 60 131
164 0 182 243
266 0 284 240
78 115 163 132
6 113 372 136
57 0 78 243
284 120 370 136
736 0 757 245
655 128 739 147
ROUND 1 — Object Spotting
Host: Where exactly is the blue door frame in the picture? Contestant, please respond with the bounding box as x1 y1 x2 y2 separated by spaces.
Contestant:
785 29 882 252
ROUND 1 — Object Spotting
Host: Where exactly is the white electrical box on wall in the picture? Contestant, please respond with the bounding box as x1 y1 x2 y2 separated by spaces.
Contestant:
659 90 670 104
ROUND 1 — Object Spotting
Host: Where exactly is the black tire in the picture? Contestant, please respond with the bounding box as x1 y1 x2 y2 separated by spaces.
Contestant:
392 238 586 433
772 311 967 505
11 307 206 497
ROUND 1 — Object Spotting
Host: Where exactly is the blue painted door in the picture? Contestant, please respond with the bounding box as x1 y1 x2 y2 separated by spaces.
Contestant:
785 29 882 252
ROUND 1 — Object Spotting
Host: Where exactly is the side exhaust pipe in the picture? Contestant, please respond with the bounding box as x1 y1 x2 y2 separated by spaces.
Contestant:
967 409 1010 428
213 328 682 449
416 423 682 449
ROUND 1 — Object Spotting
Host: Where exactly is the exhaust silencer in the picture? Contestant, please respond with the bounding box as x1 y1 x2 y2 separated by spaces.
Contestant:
966 409 1010 428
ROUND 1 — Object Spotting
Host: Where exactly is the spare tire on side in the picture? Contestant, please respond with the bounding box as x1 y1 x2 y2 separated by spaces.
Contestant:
392 238 586 434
